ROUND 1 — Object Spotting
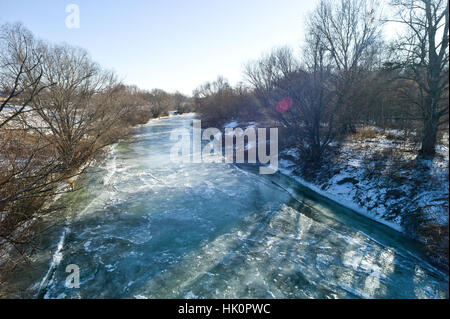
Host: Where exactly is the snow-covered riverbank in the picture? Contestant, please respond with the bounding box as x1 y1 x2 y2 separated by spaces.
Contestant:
278 129 449 269
221 120 449 270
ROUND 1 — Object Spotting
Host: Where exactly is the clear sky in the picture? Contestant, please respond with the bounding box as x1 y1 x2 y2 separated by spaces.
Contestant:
1 0 319 94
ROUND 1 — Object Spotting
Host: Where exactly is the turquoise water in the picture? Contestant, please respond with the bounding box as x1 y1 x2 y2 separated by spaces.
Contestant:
10 114 448 298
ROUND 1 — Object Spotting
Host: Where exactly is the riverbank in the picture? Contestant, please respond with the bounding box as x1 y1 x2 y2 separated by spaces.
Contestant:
283 133 448 271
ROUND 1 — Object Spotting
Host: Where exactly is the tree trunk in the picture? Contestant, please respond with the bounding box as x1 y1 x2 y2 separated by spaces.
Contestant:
419 114 438 157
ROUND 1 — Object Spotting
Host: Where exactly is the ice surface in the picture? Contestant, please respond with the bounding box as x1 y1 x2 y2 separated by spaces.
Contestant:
12 114 448 299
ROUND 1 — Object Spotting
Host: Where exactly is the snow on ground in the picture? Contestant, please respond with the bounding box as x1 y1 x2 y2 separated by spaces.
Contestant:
278 150 405 232
223 120 239 128
280 129 449 231
0 106 50 132
278 127 449 268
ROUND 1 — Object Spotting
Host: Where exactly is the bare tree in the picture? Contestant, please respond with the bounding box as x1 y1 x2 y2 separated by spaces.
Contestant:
299 31 336 162
193 76 262 127
0 25 66 275
270 35 336 163
0 23 51 128
390 0 449 156
28 43 125 168
244 46 298 109
1 24 151 283
148 89 172 118
243 42 337 163
308 0 384 132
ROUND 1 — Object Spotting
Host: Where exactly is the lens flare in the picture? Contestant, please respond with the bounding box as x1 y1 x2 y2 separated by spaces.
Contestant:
276 97 293 113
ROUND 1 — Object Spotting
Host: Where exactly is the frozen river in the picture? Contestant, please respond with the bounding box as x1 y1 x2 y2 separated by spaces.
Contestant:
8 114 448 298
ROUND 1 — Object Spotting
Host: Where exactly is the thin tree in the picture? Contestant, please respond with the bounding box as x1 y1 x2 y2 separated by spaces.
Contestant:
308 0 384 133
390 0 449 156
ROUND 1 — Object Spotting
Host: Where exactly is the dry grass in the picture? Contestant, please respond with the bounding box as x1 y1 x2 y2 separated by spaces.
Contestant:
351 127 378 140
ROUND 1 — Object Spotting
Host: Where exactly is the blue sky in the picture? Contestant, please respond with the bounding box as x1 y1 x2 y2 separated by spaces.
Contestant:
1 0 319 94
